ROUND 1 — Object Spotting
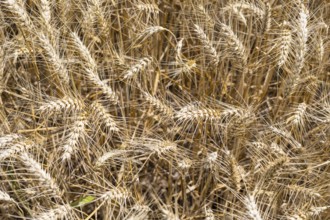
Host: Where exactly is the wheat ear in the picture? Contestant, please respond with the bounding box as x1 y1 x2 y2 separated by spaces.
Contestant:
126 205 151 220
19 152 60 196
277 21 292 67
226 151 243 191
38 0 51 24
124 57 152 80
286 102 308 128
100 187 130 201
134 26 167 45
176 38 184 61
205 207 215 220
175 102 245 123
91 101 119 132
0 142 33 161
175 103 221 122
69 33 118 103
95 149 127 167
143 92 174 118
259 157 287 181
223 2 265 17
193 24 219 65
295 3 309 74
62 117 87 162
0 190 15 203
285 184 321 199
38 97 82 116
219 22 247 64
245 195 263 220
135 3 160 15
69 32 97 70
33 204 71 220
1 0 33 32
223 2 265 26
37 34 70 86
0 133 21 148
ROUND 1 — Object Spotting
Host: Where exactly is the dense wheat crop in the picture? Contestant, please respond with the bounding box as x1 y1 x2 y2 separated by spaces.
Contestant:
0 0 330 219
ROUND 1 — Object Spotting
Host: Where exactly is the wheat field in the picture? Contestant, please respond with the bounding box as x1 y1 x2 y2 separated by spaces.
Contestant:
0 0 329 219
